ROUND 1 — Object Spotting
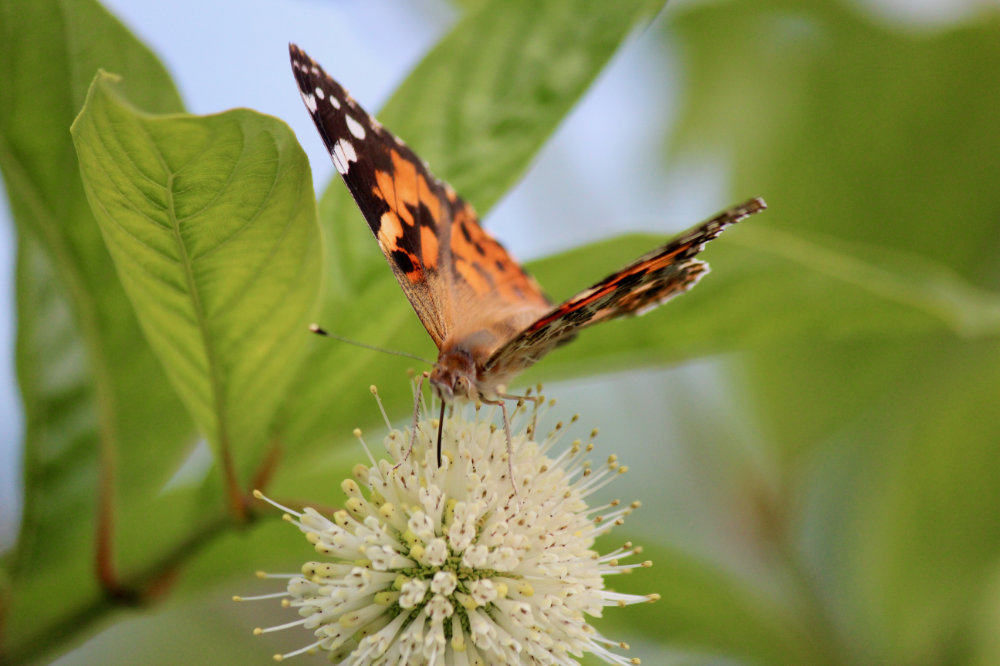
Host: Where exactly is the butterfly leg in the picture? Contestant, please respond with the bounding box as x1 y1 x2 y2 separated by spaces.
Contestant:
395 371 429 471
497 383 544 408
482 397 518 499
498 388 544 440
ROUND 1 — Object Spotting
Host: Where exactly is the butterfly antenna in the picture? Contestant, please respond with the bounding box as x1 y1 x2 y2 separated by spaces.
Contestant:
309 324 432 364
436 401 446 468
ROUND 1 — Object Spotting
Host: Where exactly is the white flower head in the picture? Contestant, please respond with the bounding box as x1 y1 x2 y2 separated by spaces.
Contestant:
240 388 656 664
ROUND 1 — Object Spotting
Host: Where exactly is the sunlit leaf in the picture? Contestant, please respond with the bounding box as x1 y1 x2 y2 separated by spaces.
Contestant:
72 72 321 484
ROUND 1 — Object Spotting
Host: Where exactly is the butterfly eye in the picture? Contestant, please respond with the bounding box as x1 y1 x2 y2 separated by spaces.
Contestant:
454 375 476 398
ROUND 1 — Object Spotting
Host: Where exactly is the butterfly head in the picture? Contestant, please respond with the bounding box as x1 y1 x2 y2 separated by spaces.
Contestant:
430 349 480 403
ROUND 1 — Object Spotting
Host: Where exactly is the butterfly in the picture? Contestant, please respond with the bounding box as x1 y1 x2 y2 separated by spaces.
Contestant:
290 44 765 460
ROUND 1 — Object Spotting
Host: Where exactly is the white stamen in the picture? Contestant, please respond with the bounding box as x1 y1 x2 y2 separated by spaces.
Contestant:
242 387 651 664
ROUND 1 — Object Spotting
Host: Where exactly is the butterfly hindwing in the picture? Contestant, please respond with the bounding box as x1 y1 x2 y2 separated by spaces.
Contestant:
483 198 766 382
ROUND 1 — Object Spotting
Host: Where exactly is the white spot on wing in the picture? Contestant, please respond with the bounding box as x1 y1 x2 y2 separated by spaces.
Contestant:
331 138 357 175
302 92 317 113
330 95 341 110
314 86 325 100
345 115 366 140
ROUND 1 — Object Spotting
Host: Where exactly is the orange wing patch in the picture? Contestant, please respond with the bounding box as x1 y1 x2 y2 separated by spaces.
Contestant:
420 225 440 269
449 201 549 308
373 208 424 283
370 148 448 281
372 149 442 226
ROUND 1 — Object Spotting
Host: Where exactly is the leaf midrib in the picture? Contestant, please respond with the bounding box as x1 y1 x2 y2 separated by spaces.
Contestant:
160 163 241 503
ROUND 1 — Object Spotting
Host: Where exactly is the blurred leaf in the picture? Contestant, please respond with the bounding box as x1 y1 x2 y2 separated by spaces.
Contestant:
672 0 1000 284
5 238 107 658
274 0 669 484
72 72 321 484
50 585 274 666
598 539 834 666
0 0 203 660
864 343 1000 664
666 1 1000 664
969 565 1000 666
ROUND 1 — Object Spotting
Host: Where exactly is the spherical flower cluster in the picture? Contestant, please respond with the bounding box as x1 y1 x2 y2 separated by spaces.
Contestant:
240 392 656 664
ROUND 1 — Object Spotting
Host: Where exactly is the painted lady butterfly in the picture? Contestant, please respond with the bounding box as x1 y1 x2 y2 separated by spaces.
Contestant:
290 44 765 430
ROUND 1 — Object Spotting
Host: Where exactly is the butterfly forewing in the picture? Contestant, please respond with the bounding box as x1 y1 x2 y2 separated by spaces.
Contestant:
289 44 549 357
289 44 454 346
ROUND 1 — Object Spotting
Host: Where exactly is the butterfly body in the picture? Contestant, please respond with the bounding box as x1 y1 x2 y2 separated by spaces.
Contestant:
289 44 765 405
429 349 481 403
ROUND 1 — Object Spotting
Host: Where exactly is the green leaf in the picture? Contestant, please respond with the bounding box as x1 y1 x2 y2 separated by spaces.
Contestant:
71 71 322 486
0 0 202 658
5 237 107 659
275 0 669 474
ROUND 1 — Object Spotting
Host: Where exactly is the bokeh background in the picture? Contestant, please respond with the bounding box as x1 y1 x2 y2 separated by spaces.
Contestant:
2 0 999 664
